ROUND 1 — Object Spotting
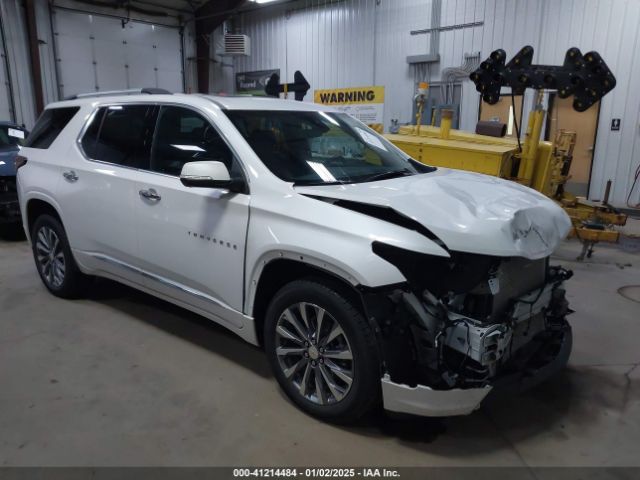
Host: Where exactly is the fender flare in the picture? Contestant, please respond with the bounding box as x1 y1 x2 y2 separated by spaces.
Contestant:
21 192 66 243
244 249 365 316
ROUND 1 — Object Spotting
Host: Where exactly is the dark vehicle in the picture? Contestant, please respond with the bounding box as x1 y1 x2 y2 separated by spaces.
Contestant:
0 121 28 230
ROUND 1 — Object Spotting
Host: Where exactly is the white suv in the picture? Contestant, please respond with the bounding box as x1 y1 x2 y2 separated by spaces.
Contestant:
17 91 574 422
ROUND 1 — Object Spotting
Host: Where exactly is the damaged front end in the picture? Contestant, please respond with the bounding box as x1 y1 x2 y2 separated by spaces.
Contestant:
365 242 573 417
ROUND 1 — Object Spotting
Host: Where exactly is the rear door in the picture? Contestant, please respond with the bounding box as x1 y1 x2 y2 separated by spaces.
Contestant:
56 103 157 280
134 105 250 323
19 106 81 232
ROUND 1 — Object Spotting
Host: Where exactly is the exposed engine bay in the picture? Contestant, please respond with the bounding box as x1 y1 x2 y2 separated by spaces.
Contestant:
366 242 573 392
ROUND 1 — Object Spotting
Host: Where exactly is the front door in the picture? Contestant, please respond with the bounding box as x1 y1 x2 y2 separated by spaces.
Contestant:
134 105 250 325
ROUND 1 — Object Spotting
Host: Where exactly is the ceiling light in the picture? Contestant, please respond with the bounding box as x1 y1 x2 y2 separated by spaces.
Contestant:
249 0 280 4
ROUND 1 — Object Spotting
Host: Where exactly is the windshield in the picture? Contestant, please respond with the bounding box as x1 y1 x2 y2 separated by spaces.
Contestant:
0 126 26 148
224 110 433 185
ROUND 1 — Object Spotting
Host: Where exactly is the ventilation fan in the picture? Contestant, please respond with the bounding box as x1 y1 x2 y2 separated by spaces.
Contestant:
223 34 251 56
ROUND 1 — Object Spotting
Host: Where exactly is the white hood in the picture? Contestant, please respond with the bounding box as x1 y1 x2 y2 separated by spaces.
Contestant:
294 168 572 260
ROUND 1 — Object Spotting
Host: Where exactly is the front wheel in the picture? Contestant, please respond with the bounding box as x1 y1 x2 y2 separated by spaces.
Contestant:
264 279 381 423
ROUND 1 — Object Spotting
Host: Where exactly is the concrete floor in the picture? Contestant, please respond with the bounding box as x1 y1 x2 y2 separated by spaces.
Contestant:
0 227 639 467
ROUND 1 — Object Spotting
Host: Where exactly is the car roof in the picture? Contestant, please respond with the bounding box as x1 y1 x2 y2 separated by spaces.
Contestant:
45 93 336 113
205 95 335 112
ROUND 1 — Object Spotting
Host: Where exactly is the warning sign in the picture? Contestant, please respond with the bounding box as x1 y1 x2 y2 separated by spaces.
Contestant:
314 86 385 126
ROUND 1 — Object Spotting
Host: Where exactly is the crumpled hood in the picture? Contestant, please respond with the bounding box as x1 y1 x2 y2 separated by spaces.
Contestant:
294 168 572 259
0 147 19 176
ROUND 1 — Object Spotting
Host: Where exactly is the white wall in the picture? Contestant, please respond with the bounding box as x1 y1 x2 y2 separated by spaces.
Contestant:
0 0 38 128
234 0 541 130
235 0 378 115
0 10 13 121
1 0 637 206
536 0 640 208
235 0 640 208
0 0 195 128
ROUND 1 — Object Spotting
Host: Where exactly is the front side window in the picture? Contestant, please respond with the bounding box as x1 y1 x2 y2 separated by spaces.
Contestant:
80 105 157 168
225 110 433 185
25 107 79 149
150 106 239 178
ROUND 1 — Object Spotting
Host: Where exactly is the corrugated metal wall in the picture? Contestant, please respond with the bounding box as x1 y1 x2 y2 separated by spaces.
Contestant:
535 0 640 208
234 0 542 131
235 0 640 208
1 0 638 206
235 0 377 112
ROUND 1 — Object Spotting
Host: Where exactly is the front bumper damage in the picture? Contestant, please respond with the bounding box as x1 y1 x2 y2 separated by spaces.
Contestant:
363 249 574 417
381 375 493 417
381 323 572 416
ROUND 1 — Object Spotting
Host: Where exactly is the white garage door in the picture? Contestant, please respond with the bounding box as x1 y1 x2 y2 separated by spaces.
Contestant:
52 9 183 99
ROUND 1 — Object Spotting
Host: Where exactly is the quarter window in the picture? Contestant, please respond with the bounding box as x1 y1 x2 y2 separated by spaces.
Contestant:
80 105 157 168
150 106 238 177
25 107 80 149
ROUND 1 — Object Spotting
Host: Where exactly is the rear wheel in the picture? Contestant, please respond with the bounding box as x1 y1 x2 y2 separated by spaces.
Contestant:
31 214 88 298
264 279 380 423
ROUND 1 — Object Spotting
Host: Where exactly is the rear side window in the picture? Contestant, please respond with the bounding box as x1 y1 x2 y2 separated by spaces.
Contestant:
80 105 157 169
24 107 80 149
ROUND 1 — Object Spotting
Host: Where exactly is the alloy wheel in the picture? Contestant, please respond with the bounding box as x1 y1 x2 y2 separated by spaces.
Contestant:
275 302 354 405
35 226 65 288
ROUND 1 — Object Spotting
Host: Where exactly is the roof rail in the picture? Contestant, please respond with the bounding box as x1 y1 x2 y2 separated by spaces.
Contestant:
65 87 173 100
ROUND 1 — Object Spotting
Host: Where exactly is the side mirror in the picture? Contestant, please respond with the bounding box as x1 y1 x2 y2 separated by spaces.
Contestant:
180 161 237 190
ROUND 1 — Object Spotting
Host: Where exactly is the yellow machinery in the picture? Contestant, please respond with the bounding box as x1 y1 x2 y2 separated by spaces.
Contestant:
386 46 626 260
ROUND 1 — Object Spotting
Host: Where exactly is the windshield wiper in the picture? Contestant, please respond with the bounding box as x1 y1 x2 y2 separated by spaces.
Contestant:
358 168 413 183
293 168 413 187
293 180 349 187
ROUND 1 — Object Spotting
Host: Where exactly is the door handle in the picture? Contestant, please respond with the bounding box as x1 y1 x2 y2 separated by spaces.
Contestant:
62 170 78 182
139 188 161 201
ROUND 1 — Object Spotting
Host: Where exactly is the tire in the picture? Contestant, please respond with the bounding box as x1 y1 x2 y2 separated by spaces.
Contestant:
264 278 381 423
31 214 88 298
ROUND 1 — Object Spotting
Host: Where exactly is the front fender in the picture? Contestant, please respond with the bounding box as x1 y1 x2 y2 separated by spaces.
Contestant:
243 191 450 315
244 245 406 316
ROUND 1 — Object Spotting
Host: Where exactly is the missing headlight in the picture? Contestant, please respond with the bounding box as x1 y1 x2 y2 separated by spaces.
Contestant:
371 241 496 297
369 242 573 390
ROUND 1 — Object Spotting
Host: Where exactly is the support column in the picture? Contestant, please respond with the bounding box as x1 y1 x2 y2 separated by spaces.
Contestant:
24 0 44 114
195 0 246 94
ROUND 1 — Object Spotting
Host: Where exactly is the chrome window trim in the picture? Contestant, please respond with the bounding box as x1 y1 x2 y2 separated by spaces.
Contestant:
75 101 251 188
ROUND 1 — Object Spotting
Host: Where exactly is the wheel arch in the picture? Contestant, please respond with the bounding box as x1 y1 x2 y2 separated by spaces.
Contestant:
250 258 367 347
25 198 64 241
